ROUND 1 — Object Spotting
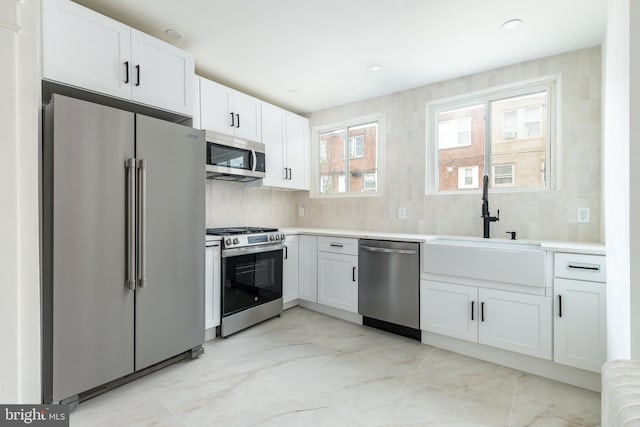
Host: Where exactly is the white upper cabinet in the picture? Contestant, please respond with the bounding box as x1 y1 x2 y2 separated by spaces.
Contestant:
130 30 193 116
43 0 131 99
198 77 262 142
285 112 309 190
261 101 309 190
43 0 194 116
261 102 286 186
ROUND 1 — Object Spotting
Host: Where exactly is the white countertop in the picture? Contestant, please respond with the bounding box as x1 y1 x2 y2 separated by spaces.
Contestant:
279 227 606 256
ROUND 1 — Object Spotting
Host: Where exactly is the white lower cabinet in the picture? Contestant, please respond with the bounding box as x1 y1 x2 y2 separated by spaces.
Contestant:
298 236 318 302
421 281 477 342
554 278 606 372
478 288 552 359
205 243 221 330
283 235 299 304
318 251 358 313
420 280 552 360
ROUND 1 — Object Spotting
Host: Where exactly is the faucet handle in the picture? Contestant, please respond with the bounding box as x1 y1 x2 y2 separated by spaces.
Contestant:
506 231 516 240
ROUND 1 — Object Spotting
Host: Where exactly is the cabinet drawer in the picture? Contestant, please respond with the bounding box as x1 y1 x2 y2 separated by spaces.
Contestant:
554 253 606 283
318 236 358 256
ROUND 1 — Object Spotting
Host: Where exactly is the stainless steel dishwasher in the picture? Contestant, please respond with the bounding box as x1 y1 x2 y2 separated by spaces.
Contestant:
358 239 420 340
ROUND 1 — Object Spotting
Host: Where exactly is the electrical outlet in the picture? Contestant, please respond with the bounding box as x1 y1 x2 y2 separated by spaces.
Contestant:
299 207 305 217
398 207 407 219
577 208 590 223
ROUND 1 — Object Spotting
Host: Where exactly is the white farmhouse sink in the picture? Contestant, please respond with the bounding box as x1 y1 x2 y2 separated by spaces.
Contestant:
423 238 545 287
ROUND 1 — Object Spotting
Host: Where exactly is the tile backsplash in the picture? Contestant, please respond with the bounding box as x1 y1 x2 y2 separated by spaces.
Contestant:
207 46 602 243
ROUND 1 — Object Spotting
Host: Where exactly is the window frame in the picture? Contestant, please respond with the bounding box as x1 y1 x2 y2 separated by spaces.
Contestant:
426 75 558 195
457 165 479 189
311 113 384 199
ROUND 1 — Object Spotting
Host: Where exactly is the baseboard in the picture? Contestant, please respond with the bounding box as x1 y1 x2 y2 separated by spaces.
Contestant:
283 299 300 310
298 300 363 325
422 330 601 392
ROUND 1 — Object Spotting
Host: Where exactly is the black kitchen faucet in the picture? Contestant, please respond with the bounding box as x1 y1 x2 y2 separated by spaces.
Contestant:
481 174 499 238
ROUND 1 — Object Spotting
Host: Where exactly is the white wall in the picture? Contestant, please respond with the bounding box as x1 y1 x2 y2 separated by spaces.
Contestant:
603 0 631 360
0 0 41 403
298 47 602 242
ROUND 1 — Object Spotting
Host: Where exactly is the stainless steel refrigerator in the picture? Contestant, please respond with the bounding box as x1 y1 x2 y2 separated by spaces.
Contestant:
42 94 205 405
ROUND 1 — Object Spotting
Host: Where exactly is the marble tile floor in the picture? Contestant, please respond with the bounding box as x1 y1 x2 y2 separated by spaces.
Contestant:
70 307 601 427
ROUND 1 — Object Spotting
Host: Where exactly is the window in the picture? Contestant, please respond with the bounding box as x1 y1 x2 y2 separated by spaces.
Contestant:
458 166 479 189
315 116 381 196
428 78 554 193
364 173 377 191
492 164 514 187
350 135 364 158
438 115 471 149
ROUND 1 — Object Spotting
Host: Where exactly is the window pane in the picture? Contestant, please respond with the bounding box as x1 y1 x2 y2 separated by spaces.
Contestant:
348 122 378 193
490 92 547 188
319 128 347 194
437 105 485 191
318 121 378 195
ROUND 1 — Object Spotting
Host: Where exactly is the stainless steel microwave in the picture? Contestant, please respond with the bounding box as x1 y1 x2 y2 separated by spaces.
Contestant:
205 130 266 182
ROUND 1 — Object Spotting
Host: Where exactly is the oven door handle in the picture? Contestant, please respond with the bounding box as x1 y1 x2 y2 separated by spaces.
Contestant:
222 243 285 258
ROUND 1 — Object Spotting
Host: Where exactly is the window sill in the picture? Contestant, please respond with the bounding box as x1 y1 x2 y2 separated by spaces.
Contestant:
311 191 382 200
426 186 552 196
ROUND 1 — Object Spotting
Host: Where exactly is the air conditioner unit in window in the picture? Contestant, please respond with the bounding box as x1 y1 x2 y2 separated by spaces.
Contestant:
503 130 517 139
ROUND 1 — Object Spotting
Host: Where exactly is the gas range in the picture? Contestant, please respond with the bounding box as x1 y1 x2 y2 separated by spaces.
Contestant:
206 227 285 250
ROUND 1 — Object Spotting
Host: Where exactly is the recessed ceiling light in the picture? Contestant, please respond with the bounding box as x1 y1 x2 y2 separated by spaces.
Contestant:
288 89 298 95
501 19 522 30
370 65 382 72
164 29 183 39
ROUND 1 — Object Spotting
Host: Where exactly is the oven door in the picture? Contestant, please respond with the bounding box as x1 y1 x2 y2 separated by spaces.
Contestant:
221 244 284 317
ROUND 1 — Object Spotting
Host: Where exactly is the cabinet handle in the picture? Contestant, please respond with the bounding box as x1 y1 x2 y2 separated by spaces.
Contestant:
481 302 485 322
567 263 600 272
288 168 292 180
471 301 475 321
330 243 344 248
135 64 140 86
124 61 129 84
230 112 235 127
283 167 288 180
352 266 356 282
236 113 240 128
558 295 562 318
284 245 288 260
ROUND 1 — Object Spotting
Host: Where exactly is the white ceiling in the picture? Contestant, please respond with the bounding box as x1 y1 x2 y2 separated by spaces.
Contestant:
73 0 606 114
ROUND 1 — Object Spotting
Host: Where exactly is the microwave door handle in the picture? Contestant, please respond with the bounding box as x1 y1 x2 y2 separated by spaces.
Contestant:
251 149 257 172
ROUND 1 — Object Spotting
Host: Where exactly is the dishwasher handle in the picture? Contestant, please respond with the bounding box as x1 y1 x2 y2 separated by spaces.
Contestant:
360 245 417 255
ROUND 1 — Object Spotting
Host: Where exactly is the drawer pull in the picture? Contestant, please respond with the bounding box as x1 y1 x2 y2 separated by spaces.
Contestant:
471 301 475 321
330 243 344 248
558 295 562 318
567 263 600 272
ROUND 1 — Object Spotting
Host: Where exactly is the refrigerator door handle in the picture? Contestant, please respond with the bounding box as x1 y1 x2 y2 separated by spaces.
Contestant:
138 159 147 288
127 158 136 290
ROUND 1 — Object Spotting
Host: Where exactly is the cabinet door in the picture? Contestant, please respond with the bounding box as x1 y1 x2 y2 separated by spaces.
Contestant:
43 0 131 100
261 102 286 187
205 244 221 330
200 78 234 134
283 236 299 303
233 91 262 142
318 252 358 313
554 278 606 372
420 280 478 342
130 29 194 116
285 112 309 190
299 236 318 302
478 289 552 360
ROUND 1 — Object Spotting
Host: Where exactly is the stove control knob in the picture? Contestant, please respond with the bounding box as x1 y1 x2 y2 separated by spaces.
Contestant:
233 238 239 245
225 238 232 246
269 235 275 241
280 233 285 240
